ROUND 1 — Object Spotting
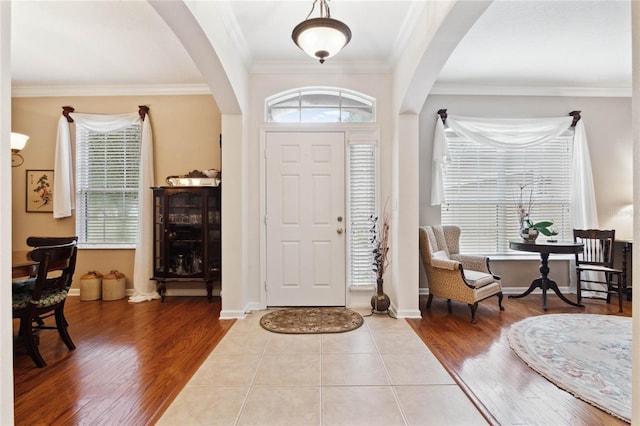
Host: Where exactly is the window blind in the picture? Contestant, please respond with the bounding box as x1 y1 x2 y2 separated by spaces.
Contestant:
75 124 142 245
441 129 574 255
349 143 377 286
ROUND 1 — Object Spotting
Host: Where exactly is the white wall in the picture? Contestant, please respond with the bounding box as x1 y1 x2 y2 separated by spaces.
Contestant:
418 94 633 291
246 73 393 308
0 2 14 424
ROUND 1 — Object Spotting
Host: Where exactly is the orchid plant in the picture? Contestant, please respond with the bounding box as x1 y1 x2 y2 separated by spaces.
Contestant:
516 183 558 237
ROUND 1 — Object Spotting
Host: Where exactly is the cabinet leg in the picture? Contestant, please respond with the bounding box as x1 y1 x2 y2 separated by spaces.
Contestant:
159 282 167 302
206 281 213 303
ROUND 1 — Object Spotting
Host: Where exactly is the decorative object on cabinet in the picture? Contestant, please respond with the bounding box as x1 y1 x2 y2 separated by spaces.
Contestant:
165 169 221 187
151 186 221 302
26 169 54 213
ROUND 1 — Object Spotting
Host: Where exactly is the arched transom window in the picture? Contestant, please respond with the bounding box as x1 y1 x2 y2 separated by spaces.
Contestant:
266 87 375 123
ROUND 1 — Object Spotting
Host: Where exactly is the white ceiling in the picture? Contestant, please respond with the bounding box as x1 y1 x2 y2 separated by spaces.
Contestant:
10 0 632 96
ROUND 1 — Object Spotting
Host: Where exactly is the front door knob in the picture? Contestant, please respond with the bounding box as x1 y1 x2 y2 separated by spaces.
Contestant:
337 228 343 234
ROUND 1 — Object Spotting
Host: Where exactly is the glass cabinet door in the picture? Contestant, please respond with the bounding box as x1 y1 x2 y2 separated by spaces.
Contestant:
166 190 204 277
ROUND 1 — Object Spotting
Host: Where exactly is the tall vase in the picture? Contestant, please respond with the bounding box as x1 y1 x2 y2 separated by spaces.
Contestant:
371 278 391 312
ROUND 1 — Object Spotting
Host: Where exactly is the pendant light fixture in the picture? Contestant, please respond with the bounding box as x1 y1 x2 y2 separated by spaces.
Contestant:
292 0 351 64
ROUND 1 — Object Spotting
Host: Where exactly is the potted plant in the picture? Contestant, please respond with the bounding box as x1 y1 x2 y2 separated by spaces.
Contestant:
516 183 558 241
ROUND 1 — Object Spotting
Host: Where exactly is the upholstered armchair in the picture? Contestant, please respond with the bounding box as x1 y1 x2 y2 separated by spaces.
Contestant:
419 225 504 323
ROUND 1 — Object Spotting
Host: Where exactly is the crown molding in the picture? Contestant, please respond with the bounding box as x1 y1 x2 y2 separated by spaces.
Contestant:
11 83 212 98
430 83 631 98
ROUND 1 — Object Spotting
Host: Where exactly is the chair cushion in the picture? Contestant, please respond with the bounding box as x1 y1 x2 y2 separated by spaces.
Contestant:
12 288 68 311
432 250 449 260
463 269 496 289
12 277 36 292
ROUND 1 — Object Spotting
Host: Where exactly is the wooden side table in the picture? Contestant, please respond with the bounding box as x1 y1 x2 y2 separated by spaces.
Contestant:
508 240 584 311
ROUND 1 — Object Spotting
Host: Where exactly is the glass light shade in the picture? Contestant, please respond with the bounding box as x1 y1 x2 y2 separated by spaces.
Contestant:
292 18 351 63
11 132 29 152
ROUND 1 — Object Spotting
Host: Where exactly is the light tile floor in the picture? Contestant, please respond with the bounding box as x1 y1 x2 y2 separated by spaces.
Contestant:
158 309 487 426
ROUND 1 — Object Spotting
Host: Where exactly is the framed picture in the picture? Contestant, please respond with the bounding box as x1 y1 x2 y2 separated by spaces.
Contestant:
26 169 54 213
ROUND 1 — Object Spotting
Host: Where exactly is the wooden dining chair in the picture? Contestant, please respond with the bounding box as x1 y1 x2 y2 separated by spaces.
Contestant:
573 229 624 312
12 239 78 367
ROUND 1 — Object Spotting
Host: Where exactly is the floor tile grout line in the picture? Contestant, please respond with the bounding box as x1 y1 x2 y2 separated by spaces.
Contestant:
230 313 272 426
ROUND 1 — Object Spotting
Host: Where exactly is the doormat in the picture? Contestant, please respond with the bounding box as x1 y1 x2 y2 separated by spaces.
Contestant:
260 307 364 334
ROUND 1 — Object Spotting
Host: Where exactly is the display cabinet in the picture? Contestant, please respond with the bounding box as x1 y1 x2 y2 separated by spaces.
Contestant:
151 186 221 302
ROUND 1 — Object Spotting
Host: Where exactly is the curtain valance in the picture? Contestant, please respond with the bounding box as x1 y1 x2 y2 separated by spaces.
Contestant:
53 109 159 302
431 113 598 230
53 112 142 219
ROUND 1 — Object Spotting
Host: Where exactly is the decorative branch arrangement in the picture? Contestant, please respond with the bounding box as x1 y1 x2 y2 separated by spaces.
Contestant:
370 211 390 280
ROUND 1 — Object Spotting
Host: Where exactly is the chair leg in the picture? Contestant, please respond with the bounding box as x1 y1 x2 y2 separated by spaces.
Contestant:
426 294 433 309
576 271 582 305
468 303 478 324
617 275 623 313
55 307 76 351
497 292 505 311
20 317 46 368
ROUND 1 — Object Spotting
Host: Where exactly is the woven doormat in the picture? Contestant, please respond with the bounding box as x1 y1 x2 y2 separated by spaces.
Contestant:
260 307 364 334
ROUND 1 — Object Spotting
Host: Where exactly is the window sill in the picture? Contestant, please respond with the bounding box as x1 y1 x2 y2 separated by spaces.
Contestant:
350 285 375 292
78 243 136 250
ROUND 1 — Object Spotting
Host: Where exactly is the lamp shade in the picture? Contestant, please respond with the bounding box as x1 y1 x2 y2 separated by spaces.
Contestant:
292 17 351 63
11 132 29 152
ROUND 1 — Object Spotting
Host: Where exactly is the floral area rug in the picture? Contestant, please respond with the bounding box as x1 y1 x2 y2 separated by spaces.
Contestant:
260 307 364 334
508 314 631 423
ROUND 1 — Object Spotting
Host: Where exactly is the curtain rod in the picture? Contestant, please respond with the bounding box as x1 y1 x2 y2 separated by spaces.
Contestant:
61 105 150 122
437 108 582 127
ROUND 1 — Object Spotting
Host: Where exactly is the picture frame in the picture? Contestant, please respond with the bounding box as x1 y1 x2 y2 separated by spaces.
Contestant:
26 169 54 213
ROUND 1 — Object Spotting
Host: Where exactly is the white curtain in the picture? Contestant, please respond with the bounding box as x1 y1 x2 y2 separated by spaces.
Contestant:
431 114 602 295
431 114 598 229
54 111 160 302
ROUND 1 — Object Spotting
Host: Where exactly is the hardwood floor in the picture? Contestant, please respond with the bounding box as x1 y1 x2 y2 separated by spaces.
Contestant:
407 294 632 426
13 293 631 425
13 296 235 425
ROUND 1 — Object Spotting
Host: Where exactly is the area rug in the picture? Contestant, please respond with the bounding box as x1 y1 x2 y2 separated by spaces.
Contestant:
260 307 364 334
508 314 631 423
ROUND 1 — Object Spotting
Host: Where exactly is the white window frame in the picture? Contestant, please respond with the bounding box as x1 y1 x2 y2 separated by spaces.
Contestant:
264 87 379 289
265 86 376 123
441 128 574 255
75 123 142 249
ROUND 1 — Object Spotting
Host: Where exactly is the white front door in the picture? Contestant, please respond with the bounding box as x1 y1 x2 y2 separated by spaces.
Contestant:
265 131 345 306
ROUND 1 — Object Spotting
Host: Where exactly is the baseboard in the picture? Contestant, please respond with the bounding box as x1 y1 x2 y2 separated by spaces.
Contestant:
68 288 221 298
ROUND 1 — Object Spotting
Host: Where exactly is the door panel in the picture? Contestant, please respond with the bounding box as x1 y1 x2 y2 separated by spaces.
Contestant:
266 131 345 306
